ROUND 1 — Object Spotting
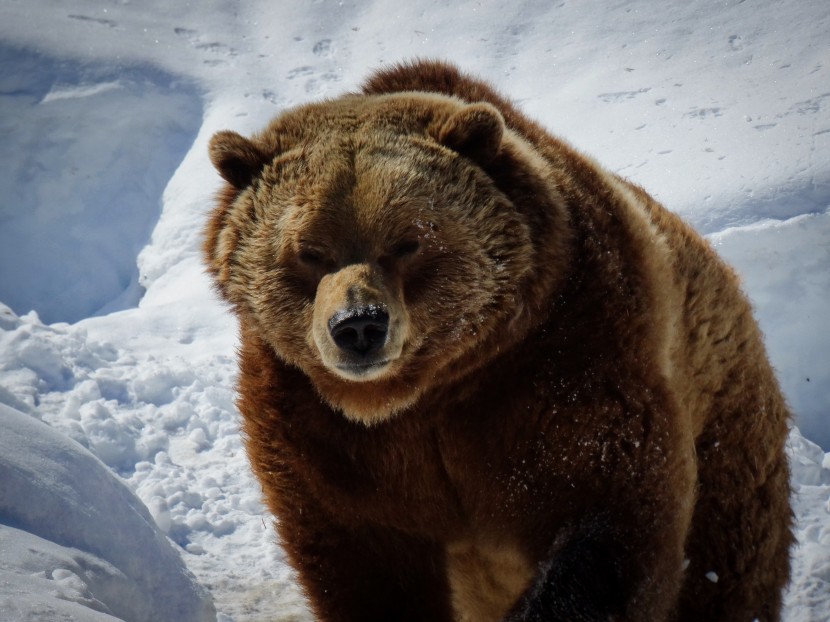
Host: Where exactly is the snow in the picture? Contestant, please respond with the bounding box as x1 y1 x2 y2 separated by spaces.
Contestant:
0 0 827 620
0 43 201 326
0 402 215 621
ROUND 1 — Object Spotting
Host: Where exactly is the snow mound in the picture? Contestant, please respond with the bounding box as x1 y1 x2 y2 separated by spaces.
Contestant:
710 209 830 448
786 429 830 621
0 44 202 325
0 402 216 622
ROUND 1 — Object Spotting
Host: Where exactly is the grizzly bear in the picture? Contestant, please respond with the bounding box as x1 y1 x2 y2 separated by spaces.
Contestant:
203 60 793 622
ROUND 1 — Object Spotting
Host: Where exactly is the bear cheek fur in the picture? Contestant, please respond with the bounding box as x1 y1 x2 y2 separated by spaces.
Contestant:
206 185 319 380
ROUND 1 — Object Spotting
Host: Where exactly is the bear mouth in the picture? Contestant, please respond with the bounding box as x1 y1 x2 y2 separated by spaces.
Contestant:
334 359 392 379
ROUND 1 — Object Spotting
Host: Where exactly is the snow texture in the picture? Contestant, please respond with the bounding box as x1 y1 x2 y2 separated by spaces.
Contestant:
0 402 215 621
0 0 828 620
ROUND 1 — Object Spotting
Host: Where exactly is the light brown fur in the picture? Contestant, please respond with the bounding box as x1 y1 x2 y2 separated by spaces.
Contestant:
204 60 792 621
447 539 535 622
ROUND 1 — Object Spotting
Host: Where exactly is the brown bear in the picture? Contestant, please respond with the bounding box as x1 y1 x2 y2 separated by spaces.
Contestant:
203 60 793 622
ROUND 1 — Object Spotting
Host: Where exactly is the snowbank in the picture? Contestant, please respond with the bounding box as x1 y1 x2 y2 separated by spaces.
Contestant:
711 211 830 448
0 44 201 325
0 402 216 622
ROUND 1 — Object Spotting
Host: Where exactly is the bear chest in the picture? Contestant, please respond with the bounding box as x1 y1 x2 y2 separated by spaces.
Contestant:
299 425 470 536
295 412 566 542
298 423 542 620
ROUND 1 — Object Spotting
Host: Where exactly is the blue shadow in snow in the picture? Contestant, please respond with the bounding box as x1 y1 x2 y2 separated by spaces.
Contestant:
0 44 203 324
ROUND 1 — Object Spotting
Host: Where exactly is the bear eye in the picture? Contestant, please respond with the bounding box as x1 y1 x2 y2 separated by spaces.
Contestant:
390 239 420 259
297 245 327 267
378 239 421 272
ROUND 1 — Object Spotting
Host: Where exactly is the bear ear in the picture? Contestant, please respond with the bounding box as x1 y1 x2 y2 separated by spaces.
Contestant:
209 130 269 189
437 103 505 166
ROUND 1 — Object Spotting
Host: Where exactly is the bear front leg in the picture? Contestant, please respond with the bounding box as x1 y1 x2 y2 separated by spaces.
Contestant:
289 518 453 621
504 514 628 622
270 486 455 622
504 468 695 622
504 512 687 622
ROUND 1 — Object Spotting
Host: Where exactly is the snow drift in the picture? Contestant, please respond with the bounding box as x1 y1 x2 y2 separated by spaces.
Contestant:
0 402 216 622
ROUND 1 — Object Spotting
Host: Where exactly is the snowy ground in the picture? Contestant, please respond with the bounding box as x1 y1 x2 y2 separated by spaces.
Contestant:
0 1 828 620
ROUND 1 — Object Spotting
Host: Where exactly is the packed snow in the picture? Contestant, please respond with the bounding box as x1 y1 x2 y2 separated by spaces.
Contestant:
0 0 827 620
0 402 215 621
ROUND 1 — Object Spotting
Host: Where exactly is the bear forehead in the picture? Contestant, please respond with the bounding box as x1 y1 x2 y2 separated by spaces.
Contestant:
241 91 509 245
275 141 478 249
258 92 468 150
259 95 491 214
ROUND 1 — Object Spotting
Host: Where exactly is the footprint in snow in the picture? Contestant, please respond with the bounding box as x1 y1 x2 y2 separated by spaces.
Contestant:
597 88 651 103
313 39 334 58
287 66 315 80
684 107 723 119
728 34 744 51
174 27 197 38
67 14 118 28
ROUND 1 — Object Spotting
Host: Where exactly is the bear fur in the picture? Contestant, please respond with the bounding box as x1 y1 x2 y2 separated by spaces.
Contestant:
203 60 793 622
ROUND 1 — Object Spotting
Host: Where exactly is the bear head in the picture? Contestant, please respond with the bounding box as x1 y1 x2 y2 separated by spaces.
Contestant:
204 93 569 424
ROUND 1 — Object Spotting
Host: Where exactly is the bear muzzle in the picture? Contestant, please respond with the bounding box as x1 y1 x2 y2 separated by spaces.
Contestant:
312 266 408 381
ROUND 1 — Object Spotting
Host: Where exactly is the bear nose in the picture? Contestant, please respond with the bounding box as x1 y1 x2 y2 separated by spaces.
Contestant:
328 306 389 356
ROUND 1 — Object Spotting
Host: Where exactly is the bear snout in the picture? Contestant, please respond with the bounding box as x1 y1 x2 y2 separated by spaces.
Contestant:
311 264 409 383
328 305 389 357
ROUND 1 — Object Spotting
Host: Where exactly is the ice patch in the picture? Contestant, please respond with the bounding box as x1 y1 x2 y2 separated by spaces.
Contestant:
41 80 122 103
